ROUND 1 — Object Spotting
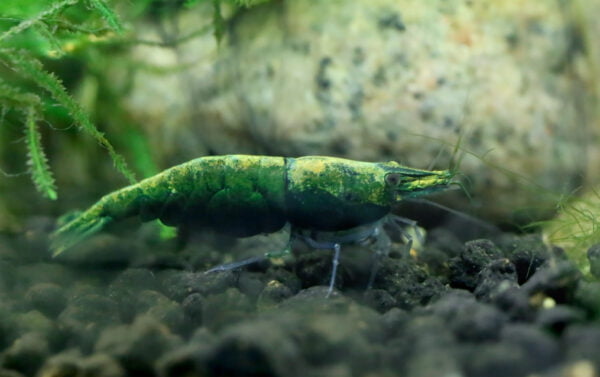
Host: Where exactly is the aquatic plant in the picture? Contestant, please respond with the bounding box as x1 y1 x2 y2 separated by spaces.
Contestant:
0 0 134 200
0 0 272 202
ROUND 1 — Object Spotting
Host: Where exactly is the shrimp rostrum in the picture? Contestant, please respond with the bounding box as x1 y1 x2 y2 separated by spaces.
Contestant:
51 155 455 295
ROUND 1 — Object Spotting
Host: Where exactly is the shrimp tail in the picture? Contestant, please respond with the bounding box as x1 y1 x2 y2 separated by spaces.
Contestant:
50 204 113 256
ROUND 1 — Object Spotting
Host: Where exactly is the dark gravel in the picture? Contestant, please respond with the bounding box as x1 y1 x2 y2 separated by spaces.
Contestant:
0 218 599 377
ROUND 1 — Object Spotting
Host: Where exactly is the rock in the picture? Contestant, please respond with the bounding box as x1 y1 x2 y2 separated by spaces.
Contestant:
449 239 503 290
0 369 25 377
0 261 15 296
118 0 594 222
58 294 121 352
265 268 302 294
380 307 410 341
201 288 254 331
361 289 397 313
78 354 126 377
36 350 80 377
36 351 126 377
521 261 581 303
276 286 345 309
500 324 560 372
0 305 17 350
474 258 518 301
156 343 211 377
369 255 445 310
137 290 186 334
256 280 294 310
25 283 67 319
108 268 159 295
159 270 236 302
293 249 345 292
463 342 536 377
13 263 76 288
536 305 585 334
181 293 204 328
563 325 600 368
0 333 49 376
543 361 598 377
13 311 55 343
107 268 160 322
499 234 554 284
237 271 266 299
430 290 507 342
491 286 535 322
388 315 461 377
95 315 182 376
393 277 446 311
204 319 304 377
587 244 600 278
573 281 600 318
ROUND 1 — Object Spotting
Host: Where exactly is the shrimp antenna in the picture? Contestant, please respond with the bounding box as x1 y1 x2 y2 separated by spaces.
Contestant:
407 198 499 233
427 91 470 172
451 175 472 202
449 129 467 173
449 90 472 174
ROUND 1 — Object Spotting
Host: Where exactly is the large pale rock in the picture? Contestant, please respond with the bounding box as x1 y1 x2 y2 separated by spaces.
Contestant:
121 0 598 222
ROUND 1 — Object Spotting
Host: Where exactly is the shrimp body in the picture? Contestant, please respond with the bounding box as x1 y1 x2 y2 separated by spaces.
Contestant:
51 155 454 258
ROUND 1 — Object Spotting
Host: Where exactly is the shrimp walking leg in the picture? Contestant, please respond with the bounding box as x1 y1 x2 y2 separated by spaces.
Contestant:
205 238 293 273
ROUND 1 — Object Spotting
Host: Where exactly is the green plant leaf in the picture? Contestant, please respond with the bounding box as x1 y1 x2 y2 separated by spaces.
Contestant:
1 50 137 184
0 0 78 43
212 0 224 43
88 0 125 34
24 106 57 200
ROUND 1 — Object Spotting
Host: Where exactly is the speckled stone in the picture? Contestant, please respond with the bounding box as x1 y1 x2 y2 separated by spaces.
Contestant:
117 0 597 222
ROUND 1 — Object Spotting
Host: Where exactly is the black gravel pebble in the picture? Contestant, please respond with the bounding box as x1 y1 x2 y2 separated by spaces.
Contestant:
430 290 508 342
0 333 49 376
205 319 304 377
159 270 237 301
587 243 600 278
474 258 519 302
499 234 556 284
536 305 585 334
95 315 183 375
574 281 600 318
1 225 600 377
58 294 122 352
449 239 503 290
521 260 581 303
361 289 397 313
563 325 600 368
257 280 294 310
25 283 67 318
181 293 204 327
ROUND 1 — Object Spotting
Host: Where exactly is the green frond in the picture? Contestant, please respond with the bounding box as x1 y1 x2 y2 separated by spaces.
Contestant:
24 106 57 200
34 22 65 58
1 51 137 184
184 0 204 8
0 83 41 108
0 0 78 43
212 0 225 43
232 0 270 7
88 0 125 34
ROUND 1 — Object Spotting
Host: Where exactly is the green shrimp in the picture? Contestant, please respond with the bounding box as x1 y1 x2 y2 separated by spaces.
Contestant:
51 155 455 295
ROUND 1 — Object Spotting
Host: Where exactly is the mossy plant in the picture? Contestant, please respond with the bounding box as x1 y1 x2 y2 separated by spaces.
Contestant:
0 0 272 202
0 0 134 200
543 191 600 278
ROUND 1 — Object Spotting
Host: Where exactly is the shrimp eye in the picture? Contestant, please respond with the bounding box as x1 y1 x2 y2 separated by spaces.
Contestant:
385 173 402 186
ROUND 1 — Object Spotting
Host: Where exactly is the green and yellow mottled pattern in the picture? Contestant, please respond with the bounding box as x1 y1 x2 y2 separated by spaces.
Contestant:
51 155 454 254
